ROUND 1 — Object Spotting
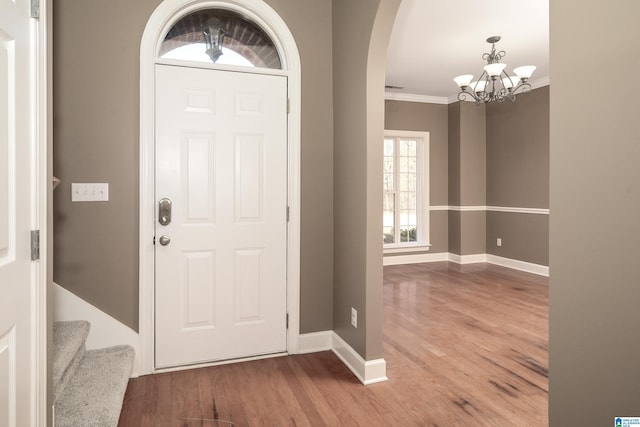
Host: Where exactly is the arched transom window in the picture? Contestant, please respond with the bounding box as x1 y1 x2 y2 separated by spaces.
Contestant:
159 8 282 69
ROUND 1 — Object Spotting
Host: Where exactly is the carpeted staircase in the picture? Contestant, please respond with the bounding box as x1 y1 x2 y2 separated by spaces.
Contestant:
53 320 134 427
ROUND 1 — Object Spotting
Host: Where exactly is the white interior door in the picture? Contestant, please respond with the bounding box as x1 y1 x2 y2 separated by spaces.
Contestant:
154 64 288 368
0 0 39 424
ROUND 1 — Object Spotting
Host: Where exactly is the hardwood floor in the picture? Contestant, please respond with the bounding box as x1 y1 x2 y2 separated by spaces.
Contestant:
119 262 548 426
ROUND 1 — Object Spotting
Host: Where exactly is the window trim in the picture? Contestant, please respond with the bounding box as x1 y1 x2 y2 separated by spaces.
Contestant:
383 130 430 253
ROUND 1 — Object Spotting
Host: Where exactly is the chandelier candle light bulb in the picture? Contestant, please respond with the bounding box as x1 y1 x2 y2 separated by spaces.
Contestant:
454 36 535 104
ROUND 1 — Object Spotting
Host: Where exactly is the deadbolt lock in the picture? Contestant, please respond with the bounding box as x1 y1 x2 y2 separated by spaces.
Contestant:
158 198 172 226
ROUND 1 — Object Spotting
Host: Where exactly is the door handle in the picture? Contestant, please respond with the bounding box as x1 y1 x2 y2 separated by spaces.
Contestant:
158 198 172 226
158 235 171 246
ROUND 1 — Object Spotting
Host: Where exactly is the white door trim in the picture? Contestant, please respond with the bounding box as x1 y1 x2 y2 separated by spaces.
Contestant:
139 0 301 375
34 0 51 422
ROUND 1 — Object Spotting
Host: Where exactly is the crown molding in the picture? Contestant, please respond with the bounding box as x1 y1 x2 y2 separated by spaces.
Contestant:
384 92 449 105
386 75 550 105
530 76 550 90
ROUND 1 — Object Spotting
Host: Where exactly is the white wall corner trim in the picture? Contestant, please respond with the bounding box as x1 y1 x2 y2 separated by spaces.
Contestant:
331 332 388 385
52 283 142 377
485 254 549 277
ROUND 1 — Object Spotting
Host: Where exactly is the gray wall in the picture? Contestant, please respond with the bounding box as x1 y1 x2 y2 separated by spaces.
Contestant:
549 0 640 423
385 100 448 253
486 87 549 209
387 87 549 264
53 0 335 333
459 102 486 206
268 0 335 335
332 0 400 360
384 101 448 205
455 102 486 255
53 0 160 331
448 101 487 256
486 87 549 265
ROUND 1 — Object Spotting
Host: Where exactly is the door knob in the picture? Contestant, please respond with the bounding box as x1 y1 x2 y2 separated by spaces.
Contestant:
159 235 171 246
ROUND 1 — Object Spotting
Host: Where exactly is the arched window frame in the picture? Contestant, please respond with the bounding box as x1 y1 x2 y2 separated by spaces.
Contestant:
159 8 283 69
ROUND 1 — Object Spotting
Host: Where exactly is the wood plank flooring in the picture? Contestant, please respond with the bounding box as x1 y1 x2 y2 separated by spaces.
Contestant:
118 262 548 426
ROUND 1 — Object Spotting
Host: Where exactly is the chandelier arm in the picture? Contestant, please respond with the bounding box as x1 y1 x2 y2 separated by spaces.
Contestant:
471 70 489 94
499 69 513 99
458 89 481 103
511 81 532 96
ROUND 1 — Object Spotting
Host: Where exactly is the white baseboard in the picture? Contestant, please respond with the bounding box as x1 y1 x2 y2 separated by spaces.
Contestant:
53 283 141 377
383 252 449 266
384 252 548 277
485 254 549 277
298 331 333 353
298 331 388 385
449 253 487 264
331 333 388 385
52 283 387 383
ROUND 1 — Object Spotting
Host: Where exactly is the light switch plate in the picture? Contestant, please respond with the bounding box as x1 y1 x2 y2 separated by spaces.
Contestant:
71 183 109 202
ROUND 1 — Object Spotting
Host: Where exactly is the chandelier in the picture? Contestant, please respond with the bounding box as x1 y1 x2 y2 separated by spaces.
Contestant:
453 36 535 104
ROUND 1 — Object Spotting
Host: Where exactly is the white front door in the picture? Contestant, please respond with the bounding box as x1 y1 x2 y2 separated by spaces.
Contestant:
0 0 40 424
154 64 288 368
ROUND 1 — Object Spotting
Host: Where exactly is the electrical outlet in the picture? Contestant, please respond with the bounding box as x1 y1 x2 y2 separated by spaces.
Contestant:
351 307 358 328
497 238 502 247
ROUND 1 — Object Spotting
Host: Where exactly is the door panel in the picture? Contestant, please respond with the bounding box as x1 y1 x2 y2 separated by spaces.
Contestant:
155 65 288 368
0 0 37 424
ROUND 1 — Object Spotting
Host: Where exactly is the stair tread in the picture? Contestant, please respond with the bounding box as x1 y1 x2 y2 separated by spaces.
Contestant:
53 320 90 398
55 345 135 427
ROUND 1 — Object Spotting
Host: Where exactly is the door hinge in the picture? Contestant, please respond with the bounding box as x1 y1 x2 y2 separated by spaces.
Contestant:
30 230 40 261
287 98 290 114
286 206 290 222
286 313 289 329
30 0 39 19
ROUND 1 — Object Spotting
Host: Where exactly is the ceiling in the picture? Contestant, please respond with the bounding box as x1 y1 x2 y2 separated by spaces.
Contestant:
385 0 549 102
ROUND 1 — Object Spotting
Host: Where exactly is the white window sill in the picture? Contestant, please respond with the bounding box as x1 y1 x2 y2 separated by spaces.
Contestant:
384 244 432 254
